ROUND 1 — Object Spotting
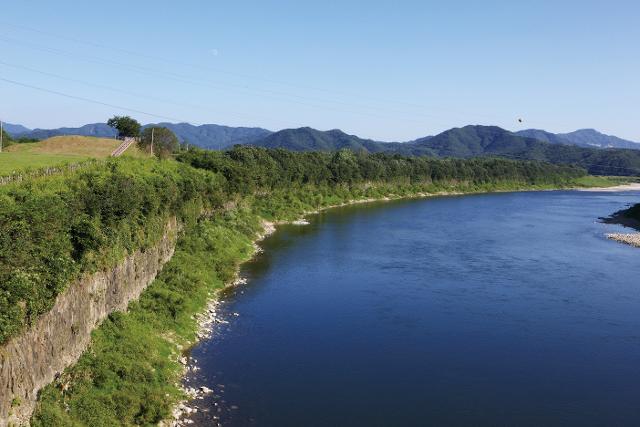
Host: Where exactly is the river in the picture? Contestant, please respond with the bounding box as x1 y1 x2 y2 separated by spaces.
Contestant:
184 190 640 426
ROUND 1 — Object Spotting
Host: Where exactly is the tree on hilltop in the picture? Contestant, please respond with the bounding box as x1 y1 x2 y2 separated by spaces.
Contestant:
107 116 141 138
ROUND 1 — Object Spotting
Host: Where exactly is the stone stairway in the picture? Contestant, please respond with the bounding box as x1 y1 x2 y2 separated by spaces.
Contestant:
111 137 137 157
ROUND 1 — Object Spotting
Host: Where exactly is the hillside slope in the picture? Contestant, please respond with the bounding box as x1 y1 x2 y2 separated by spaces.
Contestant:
1 136 146 175
251 127 402 152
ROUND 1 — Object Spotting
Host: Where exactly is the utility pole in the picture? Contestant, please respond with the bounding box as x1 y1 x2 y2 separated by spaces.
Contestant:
151 127 154 156
1 120 3 153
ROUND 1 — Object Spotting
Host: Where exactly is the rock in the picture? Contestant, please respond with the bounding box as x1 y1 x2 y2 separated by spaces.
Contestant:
199 386 213 394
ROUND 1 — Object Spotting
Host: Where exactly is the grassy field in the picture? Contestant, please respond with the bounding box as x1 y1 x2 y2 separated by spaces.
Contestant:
572 175 640 187
0 136 147 175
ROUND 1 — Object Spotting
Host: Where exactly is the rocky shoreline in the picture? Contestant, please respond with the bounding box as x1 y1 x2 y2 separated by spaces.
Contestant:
165 220 277 426
606 233 640 248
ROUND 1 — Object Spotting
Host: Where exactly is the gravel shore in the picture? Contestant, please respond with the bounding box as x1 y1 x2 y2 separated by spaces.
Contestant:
607 233 640 248
577 183 640 192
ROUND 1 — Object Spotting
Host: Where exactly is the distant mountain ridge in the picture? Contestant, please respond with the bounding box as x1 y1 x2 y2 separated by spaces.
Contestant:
8 122 272 149
1 123 31 135
144 123 272 150
10 123 118 140
5 121 640 175
516 128 640 149
8 121 637 151
253 125 640 176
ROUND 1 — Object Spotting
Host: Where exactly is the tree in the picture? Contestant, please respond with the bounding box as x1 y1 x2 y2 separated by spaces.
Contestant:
139 127 179 159
107 116 141 138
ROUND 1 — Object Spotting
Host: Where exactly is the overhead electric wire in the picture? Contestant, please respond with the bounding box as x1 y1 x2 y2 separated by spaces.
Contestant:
0 20 505 122
2 73 638 175
0 35 443 126
0 76 193 123
0 60 296 127
0 35 386 120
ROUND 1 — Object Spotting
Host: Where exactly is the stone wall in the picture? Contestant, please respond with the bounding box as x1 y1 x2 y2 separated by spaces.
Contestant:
0 217 178 426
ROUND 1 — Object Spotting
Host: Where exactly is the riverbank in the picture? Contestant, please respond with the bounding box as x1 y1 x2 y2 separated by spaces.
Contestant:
174 182 640 427
576 182 640 192
601 201 640 249
172 181 632 425
28 178 618 426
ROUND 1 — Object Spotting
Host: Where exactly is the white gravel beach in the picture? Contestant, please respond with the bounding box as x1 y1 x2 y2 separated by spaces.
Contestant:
577 183 640 192
607 233 640 248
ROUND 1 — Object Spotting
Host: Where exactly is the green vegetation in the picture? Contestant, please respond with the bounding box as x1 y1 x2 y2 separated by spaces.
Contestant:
571 175 637 188
0 145 593 425
139 127 180 159
178 145 586 199
0 151 85 176
107 116 142 138
1 146 587 345
32 211 260 426
0 136 147 176
0 159 222 344
1 128 38 147
255 125 640 176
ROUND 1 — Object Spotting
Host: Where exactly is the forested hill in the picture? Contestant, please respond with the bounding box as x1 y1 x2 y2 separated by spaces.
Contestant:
250 127 407 153
144 123 272 149
250 125 640 176
422 126 640 175
9 122 272 150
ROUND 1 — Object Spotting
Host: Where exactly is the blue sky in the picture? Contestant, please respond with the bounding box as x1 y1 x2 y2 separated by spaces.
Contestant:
1 0 638 141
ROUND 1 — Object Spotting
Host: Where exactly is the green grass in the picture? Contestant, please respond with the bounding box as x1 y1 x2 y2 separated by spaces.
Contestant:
0 151 84 175
571 175 638 188
0 136 147 176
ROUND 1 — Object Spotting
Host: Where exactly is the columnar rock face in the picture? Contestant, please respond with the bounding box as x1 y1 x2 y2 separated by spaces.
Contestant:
0 218 178 426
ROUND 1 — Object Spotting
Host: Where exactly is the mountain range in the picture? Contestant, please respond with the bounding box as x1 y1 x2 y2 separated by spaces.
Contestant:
5 122 640 175
6 122 639 151
4 122 271 149
515 128 640 150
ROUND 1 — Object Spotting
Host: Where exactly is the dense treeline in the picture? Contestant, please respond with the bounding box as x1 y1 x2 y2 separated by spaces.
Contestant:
177 146 586 194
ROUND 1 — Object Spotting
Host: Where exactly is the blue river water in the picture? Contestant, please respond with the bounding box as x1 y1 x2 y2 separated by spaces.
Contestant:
185 190 640 426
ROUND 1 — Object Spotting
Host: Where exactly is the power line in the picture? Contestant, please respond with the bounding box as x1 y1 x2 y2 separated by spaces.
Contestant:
0 35 441 126
0 20 505 122
2 74 637 175
0 76 191 123
0 60 295 127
